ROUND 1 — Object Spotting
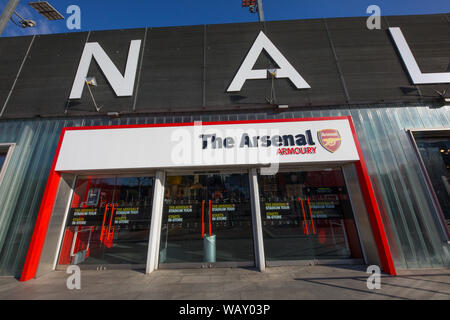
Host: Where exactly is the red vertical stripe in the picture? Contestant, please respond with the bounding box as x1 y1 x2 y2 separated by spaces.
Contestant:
297 198 306 233
300 198 309 235
107 203 116 241
100 203 109 241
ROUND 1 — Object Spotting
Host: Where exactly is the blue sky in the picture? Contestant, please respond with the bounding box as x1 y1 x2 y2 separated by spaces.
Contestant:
1 0 450 37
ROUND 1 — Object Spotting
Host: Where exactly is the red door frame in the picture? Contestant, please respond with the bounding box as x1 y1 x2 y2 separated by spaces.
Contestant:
20 116 396 281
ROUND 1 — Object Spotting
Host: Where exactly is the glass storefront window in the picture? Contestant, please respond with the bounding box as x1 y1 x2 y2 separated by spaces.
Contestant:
0 146 12 185
414 130 450 235
58 175 154 267
258 169 363 261
159 173 254 265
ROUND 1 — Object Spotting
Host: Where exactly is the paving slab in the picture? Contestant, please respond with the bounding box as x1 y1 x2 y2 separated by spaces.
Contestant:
0 265 448 300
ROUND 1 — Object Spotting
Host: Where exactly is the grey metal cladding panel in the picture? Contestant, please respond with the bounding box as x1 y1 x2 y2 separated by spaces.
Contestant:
327 17 417 102
385 14 450 99
67 28 146 116
205 22 267 106
2 32 88 118
206 20 346 107
135 26 204 111
0 36 33 111
264 20 346 106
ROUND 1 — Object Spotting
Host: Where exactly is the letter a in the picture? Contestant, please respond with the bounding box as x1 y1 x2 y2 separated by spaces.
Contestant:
227 31 310 92
366 265 381 290
70 40 142 99
66 265 81 290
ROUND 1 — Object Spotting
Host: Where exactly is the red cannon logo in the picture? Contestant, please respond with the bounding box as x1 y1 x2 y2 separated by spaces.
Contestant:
317 129 341 153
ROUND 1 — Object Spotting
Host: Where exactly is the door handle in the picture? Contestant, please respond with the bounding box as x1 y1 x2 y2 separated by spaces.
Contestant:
201 200 205 238
299 198 309 235
100 203 110 241
307 198 316 235
208 200 212 237
107 203 117 241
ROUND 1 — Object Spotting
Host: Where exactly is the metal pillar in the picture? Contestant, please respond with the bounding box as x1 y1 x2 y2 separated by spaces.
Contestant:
146 170 166 274
257 0 265 22
0 0 20 36
249 168 265 271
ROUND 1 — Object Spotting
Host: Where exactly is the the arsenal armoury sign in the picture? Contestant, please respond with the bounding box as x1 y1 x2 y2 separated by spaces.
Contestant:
55 117 359 172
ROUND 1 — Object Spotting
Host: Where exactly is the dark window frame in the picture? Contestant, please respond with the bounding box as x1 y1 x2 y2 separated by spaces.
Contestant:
0 143 14 186
408 129 450 241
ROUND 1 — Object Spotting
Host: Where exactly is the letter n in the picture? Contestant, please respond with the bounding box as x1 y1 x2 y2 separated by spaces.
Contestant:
69 40 142 99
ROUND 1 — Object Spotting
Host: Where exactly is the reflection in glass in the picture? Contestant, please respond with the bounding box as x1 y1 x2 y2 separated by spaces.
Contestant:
58 176 154 267
159 174 254 265
258 169 363 261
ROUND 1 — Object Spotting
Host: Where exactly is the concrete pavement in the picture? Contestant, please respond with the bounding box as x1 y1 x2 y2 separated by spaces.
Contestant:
0 265 449 300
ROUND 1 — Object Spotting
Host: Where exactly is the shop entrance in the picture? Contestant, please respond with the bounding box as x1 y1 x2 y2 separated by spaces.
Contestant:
159 172 255 268
21 117 397 281
57 175 154 269
258 167 364 265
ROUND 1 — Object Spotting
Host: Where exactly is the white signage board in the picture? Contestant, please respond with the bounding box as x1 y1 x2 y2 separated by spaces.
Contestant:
55 119 359 172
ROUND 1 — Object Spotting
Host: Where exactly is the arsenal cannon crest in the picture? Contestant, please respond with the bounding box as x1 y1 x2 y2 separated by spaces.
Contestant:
317 129 341 153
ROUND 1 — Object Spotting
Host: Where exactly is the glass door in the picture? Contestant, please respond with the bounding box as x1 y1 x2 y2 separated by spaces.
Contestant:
258 168 363 263
159 172 254 267
57 175 154 269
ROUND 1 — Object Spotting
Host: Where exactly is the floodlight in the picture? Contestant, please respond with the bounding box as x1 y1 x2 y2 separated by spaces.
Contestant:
20 19 36 28
28 1 64 20
86 77 98 87
10 11 36 28
85 77 102 112
433 89 450 108
443 98 450 108
268 69 277 78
